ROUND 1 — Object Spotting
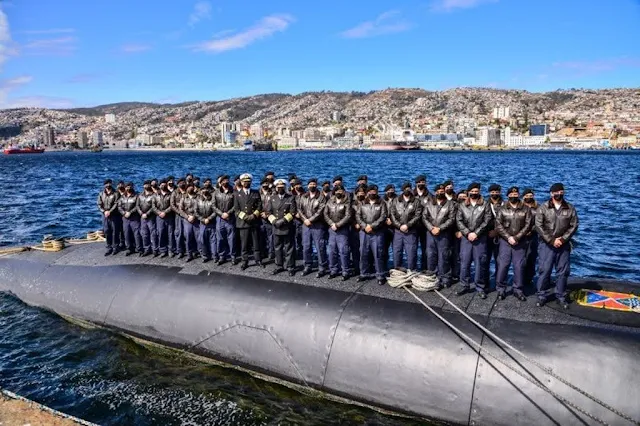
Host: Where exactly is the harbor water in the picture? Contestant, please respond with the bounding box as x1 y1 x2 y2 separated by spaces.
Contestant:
1 150 639 425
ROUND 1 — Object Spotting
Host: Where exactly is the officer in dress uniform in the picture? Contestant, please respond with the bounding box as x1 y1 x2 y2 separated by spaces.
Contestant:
522 188 540 288
356 184 388 285
137 180 158 257
196 186 217 263
179 185 200 262
97 179 121 256
495 186 533 301
212 175 237 265
170 179 187 258
382 184 397 269
259 178 275 261
414 174 431 271
456 183 492 299
390 181 422 270
233 173 264 270
423 184 457 287
154 180 174 258
118 182 142 256
535 183 579 309
266 179 297 276
323 184 352 280
298 178 329 277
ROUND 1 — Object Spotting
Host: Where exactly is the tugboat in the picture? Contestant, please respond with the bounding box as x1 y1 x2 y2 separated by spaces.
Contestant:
3 145 45 155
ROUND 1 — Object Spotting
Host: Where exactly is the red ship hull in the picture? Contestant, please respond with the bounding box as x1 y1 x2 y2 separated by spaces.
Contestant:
3 148 45 155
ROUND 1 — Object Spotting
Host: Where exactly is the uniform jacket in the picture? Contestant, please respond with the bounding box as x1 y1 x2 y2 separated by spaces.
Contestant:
266 193 297 236
456 197 492 237
213 188 235 218
118 194 140 218
298 192 327 225
390 195 422 231
196 196 217 223
495 202 533 242
137 192 156 218
535 199 579 244
233 188 262 228
423 198 457 232
324 197 353 229
154 191 173 217
97 190 120 215
179 194 199 219
170 189 185 216
357 199 388 232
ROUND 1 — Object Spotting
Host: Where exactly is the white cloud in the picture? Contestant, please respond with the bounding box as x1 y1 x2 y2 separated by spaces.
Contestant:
23 36 76 55
340 11 412 39
189 1 212 27
430 0 498 12
0 75 33 107
2 95 74 109
120 43 152 53
19 28 75 35
193 14 294 53
0 5 11 70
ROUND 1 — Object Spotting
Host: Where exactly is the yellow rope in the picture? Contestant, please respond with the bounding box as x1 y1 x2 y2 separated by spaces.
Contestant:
0 246 29 256
0 230 105 256
66 230 105 245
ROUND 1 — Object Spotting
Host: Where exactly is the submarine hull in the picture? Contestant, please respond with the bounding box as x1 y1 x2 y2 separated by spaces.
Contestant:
1 245 639 425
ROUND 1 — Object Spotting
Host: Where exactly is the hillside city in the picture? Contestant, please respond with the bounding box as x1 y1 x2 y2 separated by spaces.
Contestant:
1 87 639 151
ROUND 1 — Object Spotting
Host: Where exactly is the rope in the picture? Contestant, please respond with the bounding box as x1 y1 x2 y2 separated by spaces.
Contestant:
30 235 65 252
386 269 639 426
0 246 28 257
66 230 105 244
0 230 104 256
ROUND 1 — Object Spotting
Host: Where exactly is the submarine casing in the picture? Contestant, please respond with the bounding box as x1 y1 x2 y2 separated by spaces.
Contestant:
0 245 639 426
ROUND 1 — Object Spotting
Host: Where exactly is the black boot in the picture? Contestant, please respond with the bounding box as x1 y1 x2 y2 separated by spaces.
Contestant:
456 287 472 296
316 271 327 278
104 250 113 256
328 273 339 280
272 267 285 275
301 268 312 277
240 262 248 270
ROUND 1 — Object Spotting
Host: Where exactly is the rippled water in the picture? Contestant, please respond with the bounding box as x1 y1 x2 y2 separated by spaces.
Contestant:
0 150 639 424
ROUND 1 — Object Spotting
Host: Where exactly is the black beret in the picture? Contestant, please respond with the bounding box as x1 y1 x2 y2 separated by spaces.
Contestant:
288 173 297 180
167 175 175 181
523 188 534 196
150 178 158 182
507 186 519 194
233 175 240 181
415 174 426 183
143 180 151 185
103 179 112 185
193 176 200 181
126 181 134 187
384 184 395 192
401 181 412 191
177 178 186 183
308 178 318 184
334 184 345 191
185 172 193 177
550 183 564 192
467 182 481 191
264 171 275 176
443 180 453 187
332 175 343 182
357 175 368 181
367 184 378 192
204 177 212 183
488 183 501 192
434 183 445 191
160 179 167 185
355 185 367 193
321 180 331 186
117 180 125 185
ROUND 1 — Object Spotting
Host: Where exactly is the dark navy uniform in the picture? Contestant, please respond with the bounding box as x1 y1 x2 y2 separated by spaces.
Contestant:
523 189 539 288
212 179 236 263
154 186 174 256
259 184 275 260
423 190 457 286
196 191 217 262
324 187 352 279
97 181 121 254
179 191 200 260
266 187 297 273
413 175 431 271
298 180 328 276
170 185 187 256
356 186 388 283
390 186 422 270
137 185 158 256
118 187 142 254
233 178 263 268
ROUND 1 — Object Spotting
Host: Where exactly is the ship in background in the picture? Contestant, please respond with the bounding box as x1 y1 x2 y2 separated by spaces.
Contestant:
3 144 45 155
243 139 276 151
369 129 419 151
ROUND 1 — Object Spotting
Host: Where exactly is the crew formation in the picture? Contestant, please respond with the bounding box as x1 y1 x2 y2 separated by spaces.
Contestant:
97 172 578 307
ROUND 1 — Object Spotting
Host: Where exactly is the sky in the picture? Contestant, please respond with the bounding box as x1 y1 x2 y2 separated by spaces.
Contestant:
0 0 639 109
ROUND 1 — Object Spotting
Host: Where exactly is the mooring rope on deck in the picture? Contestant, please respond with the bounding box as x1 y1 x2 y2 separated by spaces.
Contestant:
0 230 104 256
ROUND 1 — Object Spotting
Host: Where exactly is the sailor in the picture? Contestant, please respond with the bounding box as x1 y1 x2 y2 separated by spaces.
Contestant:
118 182 143 256
350 184 367 276
443 180 455 201
451 190 468 284
154 180 174 258
382 184 397 269
486 183 503 283
332 175 344 190
259 178 275 261
287 174 298 194
233 175 242 193
356 185 388 285
196 185 217 263
179 185 200 262
456 183 492 299
321 180 332 199
264 171 275 190
522 188 540 288
535 183 579 308
166 176 175 192
97 179 121 256
266 179 297 276
232 174 242 259
150 179 159 195
291 178 305 259
423 184 457 287
170 179 187 258
137 180 158 257
233 173 264 270
193 176 201 190
323 184 352 280
212 175 236 265
390 181 422 270
202 177 214 195
352 175 368 200
414 174 431 271
494 187 533 301
298 178 329 277
116 181 126 250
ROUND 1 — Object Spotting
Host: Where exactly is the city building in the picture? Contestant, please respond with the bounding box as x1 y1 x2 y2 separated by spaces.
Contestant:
475 127 501 146
529 124 549 136
92 130 103 146
77 131 88 148
331 110 342 122
42 126 55 146
493 106 510 120
105 113 116 124
249 123 264 138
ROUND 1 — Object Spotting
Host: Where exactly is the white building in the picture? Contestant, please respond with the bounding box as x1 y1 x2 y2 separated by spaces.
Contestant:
105 113 116 124
475 127 501 146
92 130 103 146
77 131 88 148
463 137 476 145
250 123 264 138
493 106 510 120
332 110 342 122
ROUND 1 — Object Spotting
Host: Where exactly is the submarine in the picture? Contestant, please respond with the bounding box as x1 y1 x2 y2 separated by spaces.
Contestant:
1 243 639 426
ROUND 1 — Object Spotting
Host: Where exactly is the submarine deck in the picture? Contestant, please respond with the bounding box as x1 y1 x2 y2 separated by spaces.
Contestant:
2 243 637 332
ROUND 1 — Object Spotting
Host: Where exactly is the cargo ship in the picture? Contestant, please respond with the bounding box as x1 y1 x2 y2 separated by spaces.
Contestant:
369 140 419 151
3 146 45 155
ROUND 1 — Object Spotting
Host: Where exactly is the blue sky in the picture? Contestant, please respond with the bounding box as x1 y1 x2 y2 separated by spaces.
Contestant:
0 0 639 108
